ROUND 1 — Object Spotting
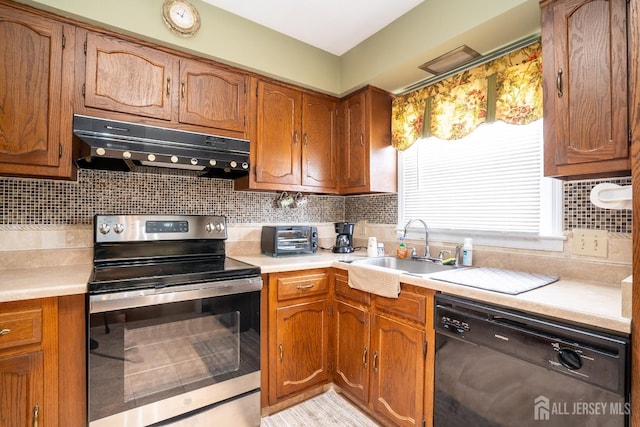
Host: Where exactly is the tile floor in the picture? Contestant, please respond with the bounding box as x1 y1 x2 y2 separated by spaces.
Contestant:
261 390 380 427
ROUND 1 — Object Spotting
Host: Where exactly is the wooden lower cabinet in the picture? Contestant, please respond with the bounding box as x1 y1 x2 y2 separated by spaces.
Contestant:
0 295 85 427
334 300 370 403
274 300 331 399
370 314 425 427
264 268 436 425
333 270 434 427
0 351 44 427
267 269 332 405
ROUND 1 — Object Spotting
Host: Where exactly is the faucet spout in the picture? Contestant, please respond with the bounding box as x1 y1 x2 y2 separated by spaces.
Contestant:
403 219 430 258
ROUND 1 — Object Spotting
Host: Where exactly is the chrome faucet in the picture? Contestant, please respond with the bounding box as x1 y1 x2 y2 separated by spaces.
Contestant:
403 219 430 259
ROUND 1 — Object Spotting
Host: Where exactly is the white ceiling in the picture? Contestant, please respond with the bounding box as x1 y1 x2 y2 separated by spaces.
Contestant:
201 0 424 56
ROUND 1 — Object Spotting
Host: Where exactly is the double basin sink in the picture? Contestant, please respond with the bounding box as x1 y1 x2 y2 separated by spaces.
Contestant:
350 256 455 276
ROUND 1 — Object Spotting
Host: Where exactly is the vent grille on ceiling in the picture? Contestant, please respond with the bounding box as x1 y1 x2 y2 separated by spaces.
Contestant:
418 45 481 75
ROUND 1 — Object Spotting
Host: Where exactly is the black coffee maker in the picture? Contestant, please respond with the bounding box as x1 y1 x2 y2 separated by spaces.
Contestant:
333 222 355 253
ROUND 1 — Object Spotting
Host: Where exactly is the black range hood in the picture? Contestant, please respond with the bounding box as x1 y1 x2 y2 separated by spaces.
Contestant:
73 114 250 178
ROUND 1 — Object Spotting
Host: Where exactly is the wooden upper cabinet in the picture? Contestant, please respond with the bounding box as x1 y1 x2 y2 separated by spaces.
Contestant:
541 0 630 178
235 79 339 193
0 5 75 179
341 91 367 191
178 59 247 132
254 81 302 186
301 94 338 191
339 86 397 194
84 32 177 121
82 32 248 135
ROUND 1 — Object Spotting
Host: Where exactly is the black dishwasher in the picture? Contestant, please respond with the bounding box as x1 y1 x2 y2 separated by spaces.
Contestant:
434 294 629 427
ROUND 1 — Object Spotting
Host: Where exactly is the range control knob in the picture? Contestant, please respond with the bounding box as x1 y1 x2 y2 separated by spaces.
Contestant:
170 156 179 163
191 158 199 165
209 159 217 166
113 224 125 234
147 154 156 162
242 162 249 169
96 148 106 156
98 223 110 235
122 151 132 160
230 161 238 168
206 222 226 233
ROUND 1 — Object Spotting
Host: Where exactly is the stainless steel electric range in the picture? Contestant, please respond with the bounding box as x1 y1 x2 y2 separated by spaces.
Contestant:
87 215 262 427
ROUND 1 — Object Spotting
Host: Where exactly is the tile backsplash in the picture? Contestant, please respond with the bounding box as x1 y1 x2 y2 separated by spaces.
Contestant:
0 169 344 225
0 168 633 234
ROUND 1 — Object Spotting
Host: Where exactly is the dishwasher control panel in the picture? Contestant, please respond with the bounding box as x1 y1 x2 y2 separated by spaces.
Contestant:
439 315 470 335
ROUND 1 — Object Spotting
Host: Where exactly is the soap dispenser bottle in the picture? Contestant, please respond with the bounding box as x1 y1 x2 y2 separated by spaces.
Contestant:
396 237 409 259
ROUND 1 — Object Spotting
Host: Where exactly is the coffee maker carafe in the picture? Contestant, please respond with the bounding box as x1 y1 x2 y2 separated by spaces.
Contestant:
333 222 355 253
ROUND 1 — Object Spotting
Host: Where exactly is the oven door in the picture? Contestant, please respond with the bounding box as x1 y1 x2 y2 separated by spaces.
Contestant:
88 277 262 427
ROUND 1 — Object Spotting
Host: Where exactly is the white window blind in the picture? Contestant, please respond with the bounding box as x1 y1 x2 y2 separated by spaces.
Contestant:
399 119 563 249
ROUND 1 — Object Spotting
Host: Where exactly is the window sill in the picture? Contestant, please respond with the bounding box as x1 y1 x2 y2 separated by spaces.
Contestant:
400 228 566 252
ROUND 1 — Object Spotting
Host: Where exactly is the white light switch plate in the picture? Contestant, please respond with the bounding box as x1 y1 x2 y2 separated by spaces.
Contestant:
572 228 608 257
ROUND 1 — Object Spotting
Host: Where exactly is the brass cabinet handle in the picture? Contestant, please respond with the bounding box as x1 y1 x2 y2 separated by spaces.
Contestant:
33 404 39 427
296 284 315 290
362 347 368 368
556 69 563 98
373 351 378 373
279 343 283 362
303 132 308 147
181 81 186 99
360 133 364 146
293 130 299 145
0 328 11 336
166 77 170 97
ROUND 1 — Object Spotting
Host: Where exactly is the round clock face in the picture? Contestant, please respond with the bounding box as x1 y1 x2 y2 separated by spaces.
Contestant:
162 0 201 36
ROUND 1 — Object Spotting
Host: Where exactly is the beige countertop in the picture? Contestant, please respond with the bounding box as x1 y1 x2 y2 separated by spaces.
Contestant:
0 252 630 334
0 263 92 302
233 252 631 334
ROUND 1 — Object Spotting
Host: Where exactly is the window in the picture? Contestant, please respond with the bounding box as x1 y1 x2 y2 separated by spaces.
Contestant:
399 119 564 250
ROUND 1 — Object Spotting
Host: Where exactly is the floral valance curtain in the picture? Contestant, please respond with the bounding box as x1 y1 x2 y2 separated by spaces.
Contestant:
391 41 542 150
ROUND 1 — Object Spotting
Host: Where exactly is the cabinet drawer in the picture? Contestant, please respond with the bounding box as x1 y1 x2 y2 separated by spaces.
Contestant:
276 270 329 302
335 271 371 306
375 288 426 325
0 307 43 351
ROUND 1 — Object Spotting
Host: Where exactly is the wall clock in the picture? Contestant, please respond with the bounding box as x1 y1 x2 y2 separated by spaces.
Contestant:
162 0 201 37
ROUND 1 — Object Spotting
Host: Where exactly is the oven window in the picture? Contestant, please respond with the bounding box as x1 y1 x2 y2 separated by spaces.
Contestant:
89 291 260 423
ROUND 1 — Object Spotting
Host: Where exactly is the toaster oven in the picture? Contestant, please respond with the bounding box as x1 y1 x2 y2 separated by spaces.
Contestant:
261 226 318 256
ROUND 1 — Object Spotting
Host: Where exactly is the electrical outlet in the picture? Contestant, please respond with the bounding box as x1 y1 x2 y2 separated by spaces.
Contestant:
355 220 368 237
572 229 608 257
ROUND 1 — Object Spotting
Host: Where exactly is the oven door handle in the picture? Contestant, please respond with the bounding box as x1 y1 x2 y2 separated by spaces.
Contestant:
89 277 262 313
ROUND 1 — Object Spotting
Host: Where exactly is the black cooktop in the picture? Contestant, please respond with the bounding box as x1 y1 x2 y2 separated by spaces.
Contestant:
89 256 260 294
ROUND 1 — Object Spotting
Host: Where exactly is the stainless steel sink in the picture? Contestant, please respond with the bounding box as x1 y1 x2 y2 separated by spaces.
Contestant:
351 256 455 275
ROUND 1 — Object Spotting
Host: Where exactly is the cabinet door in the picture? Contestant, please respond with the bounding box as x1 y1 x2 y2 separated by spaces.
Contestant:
84 32 177 120
371 314 425 427
301 94 338 191
255 81 302 186
334 300 370 404
340 91 368 192
179 59 247 132
0 7 74 178
273 300 330 400
542 0 628 174
0 352 44 427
